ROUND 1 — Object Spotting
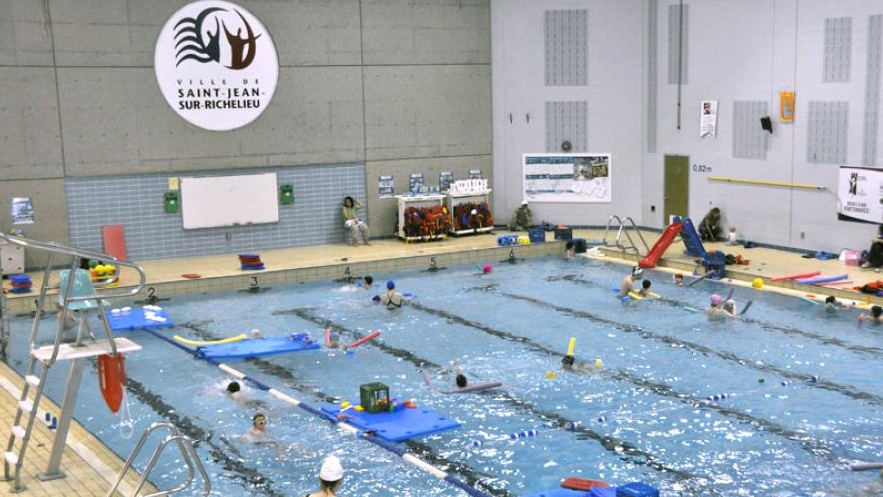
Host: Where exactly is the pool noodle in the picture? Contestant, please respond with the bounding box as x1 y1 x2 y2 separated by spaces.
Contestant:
422 371 502 394
771 270 821 281
347 330 380 349
325 328 331 346
795 274 848 285
739 301 753 315
814 279 853 286
566 337 576 356
173 333 247 347
685 270 714 287
851 461 883 471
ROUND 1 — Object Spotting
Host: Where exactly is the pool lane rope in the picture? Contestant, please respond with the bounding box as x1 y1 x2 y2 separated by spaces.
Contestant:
143 328 494 497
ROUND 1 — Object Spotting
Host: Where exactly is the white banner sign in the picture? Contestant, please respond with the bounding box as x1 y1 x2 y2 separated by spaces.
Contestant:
837 166 883 223
522 153 612 203
700 100 718 137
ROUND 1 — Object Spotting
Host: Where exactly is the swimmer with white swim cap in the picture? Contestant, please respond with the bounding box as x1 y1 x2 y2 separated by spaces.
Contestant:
617 266 643 297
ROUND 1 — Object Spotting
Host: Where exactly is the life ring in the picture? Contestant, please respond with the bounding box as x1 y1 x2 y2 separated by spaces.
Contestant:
560 477 609 491
97 353 126 414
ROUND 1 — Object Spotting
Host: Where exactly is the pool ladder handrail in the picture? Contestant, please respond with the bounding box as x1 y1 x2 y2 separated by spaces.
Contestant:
601 215 650 257
0 283 9 355
1 232 146 493
105 422 211 497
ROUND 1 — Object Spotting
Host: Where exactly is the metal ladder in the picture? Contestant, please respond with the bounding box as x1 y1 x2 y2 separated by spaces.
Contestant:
105 422 211 497
0 283 8 355
0 232 146 493
601 215 651 257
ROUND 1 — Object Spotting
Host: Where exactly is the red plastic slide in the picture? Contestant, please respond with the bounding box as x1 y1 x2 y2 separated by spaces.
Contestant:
639 222 683 269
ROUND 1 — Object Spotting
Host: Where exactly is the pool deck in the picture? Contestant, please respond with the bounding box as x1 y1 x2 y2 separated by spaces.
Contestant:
1 228 881 496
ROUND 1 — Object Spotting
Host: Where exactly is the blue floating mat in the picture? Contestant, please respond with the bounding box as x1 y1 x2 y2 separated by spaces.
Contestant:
522 489 593 497
321 401 460 442
106 306 174 331
195 333 320 359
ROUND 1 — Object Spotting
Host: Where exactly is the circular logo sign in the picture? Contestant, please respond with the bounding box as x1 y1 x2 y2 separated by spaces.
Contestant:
154 1 278 131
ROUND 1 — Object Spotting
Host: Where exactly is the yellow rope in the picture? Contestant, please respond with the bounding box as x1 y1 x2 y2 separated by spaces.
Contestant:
173 333 248 347
708 176 826 190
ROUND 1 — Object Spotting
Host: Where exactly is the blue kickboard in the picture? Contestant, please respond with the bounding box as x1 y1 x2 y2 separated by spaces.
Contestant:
195 334 320 359
680 218 707 258
106 306 174 331
522 489 593 497
321 401 460 442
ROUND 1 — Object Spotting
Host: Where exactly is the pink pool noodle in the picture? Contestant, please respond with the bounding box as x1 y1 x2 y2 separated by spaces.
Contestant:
347 330 380 349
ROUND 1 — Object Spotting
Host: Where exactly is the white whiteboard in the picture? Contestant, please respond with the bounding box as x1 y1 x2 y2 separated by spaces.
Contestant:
181 173 279 229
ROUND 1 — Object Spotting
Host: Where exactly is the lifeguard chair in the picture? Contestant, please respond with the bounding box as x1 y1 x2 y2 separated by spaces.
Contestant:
1 233 146 493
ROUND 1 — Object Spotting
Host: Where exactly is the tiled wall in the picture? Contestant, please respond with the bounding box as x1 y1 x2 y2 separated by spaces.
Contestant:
66 164 366 261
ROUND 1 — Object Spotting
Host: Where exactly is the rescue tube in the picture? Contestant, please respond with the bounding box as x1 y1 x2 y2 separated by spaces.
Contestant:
97 353 126 414
560 477 610 491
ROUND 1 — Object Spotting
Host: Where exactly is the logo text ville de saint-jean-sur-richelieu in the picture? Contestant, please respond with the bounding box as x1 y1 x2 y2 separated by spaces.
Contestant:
154 1 278 131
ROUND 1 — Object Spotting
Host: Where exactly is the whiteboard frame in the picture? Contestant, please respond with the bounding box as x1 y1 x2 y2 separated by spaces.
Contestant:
180 173 280 229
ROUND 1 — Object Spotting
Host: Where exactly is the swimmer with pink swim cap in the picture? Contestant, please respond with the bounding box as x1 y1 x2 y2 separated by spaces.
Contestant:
707 293 737 319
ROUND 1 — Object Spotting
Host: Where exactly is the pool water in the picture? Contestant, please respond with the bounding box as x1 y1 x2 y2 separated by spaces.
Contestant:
4 256 883 496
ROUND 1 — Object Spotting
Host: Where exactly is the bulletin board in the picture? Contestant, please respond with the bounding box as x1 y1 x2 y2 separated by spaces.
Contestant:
522 153 612 203
181 173 279 229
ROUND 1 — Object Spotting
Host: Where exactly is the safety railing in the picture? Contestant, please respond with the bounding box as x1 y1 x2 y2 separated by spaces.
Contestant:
105 422 211 497
601 215 650 257
0 232 146 365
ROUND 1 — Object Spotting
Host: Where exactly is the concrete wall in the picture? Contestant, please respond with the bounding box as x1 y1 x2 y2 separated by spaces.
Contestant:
7 0 883 265
0 0 491 266
491 0 647 229
492 0 883 254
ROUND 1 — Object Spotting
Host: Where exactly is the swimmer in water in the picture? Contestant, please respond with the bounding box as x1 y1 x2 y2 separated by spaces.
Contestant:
454 362 467 388
859 305 883 324
706 294 736 320
561 354 602 373
617 266 643 298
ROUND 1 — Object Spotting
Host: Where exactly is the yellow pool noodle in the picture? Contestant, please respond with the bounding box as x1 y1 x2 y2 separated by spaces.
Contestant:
566 337 576 356
173 333 248 347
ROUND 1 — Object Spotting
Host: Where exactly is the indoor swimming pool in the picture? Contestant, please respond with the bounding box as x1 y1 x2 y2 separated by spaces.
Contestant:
4 255 883 496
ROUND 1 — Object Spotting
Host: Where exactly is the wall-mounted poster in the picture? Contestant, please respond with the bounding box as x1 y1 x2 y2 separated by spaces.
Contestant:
439 171 454 192
378 175 395 198
409 173 425 192
780 91 795 122
522 153 611 203
11 197 35 224
700 100 718 137
837 166 883 223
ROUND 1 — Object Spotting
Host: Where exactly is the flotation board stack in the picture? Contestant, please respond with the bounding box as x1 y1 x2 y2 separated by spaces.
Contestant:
97 353 126 413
